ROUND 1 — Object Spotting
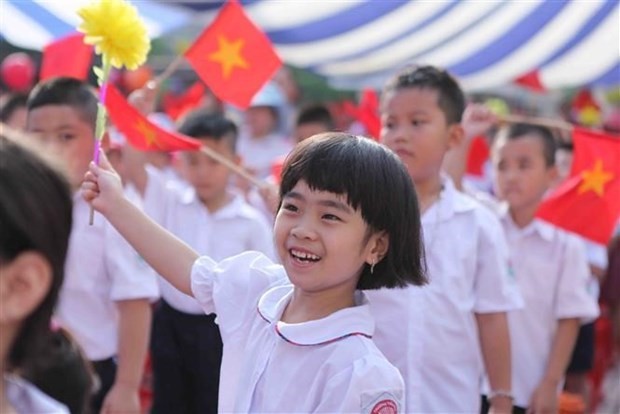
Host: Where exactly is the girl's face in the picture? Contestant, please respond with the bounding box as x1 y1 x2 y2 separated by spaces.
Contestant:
274 180 382 297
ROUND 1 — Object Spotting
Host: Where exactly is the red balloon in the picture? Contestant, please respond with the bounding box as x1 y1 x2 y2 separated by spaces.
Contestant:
1 52 35 92
123 65 153 92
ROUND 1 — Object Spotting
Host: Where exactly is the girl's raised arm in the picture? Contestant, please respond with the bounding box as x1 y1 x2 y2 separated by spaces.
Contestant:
82 151 198 296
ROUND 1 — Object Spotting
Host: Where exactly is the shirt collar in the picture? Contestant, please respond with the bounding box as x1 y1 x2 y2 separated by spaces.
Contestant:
180 189 248 219
423 175 477 224
500 211 555 242
257 286 375 346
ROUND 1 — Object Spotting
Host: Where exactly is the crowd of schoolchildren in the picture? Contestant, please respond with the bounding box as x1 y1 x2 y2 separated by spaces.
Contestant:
1 63 619 414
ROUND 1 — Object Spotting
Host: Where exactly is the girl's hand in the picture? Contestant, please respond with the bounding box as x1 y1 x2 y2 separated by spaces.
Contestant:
82 149 125 216
527 380 558 414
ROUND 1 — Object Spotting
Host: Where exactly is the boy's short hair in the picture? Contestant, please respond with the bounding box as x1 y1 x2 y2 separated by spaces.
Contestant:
280 132 427 290
382 64 465 124
296 104 334 129
26 77 98 128
177 109 238 153
0 93 28 123
496 123 557 167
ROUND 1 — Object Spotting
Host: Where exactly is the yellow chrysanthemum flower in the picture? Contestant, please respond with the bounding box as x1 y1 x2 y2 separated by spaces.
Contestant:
78 0 150 70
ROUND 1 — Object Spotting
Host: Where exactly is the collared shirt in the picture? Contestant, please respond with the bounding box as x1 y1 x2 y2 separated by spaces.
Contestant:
369 177 522 413
191 251 405 413
496 214 600 407
55 195 159 360
5 375 69 414
144 167 276 314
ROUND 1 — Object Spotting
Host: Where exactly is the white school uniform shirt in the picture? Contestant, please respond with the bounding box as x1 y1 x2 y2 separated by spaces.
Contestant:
143 166 275 314
191 251 405 413
5 375 69 414
55 195 159 361
370 177 523 413
494 213 600 407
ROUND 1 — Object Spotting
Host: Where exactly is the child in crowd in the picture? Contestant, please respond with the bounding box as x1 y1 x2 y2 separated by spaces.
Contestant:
123 108 275 413
237 82 292 179
1 131 73 413
373 64 522 413
82 132 426 412
25 77 159 414
481 123 599 413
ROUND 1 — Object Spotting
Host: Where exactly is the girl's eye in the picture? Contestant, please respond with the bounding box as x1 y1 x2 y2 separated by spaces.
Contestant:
282 203 298 212
411 119 424 127
61 133 75 141
322 214 341 221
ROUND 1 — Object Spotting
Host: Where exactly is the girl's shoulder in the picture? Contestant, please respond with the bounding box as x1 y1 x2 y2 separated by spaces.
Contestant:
5 375 70 414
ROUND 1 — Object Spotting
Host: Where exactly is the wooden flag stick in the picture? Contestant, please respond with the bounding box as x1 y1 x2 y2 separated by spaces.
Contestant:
199 145 267 188
498 114 573 132
152 54 186 87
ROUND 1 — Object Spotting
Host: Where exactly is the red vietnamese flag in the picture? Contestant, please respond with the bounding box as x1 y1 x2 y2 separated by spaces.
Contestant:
40 33 93 81
537 127 620 244
104 86 202 152
162 81 206 121
184 0 282 108
466 136 490 176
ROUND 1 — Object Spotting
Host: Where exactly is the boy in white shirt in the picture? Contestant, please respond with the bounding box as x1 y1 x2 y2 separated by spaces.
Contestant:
375 65 522 412
125 108 275 413
481 123 599 413
26 77 159 414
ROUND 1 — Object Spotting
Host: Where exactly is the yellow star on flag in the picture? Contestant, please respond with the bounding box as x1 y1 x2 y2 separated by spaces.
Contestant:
578 159 614 197
135 119 160 149
208 35 249 79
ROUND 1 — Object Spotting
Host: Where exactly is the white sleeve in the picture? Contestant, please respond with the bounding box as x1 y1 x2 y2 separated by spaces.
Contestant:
315 357 405 414
190 251 287 336
473 209 524 313
104 220 159 301
556 234 600 321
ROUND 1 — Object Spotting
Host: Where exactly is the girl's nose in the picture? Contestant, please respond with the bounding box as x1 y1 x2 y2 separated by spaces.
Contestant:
290 220 317 240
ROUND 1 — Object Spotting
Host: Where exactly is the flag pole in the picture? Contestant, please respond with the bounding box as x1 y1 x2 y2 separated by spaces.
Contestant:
199 145 267 188
153 54 186 87
498 114 573 132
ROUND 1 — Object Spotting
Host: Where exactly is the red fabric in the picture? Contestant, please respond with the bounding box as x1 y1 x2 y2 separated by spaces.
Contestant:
515 69 546 92
465 136 489 176
184 0 282 109
536 127 620 244
162 81 206 121
341 90 381 140
40 33 93 81
105 86 202 152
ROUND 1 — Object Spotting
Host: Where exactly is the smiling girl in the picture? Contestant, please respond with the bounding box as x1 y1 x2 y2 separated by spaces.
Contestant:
82 132 426 413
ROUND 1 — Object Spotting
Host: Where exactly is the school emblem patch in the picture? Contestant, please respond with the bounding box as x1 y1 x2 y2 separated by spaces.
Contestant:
362 391 402 414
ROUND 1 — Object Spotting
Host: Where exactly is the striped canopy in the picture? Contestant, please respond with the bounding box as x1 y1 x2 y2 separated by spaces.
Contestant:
3 0 618 91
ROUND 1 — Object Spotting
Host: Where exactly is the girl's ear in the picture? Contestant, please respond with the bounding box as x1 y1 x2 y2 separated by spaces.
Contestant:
366 231 390 265
0 252 52 325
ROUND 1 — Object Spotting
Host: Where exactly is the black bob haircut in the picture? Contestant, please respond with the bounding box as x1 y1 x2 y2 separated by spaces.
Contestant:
382 64 465 125
279 132 427 290
27 77 98 129
177 109 239 153
495 123 557 167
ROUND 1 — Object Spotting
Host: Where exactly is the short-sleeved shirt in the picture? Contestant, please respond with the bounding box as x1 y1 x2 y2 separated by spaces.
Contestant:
191 251 405 413
55 195 159 361
369 177 523 413
5 375 69 414
496 214 600 407
144 167 276 314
